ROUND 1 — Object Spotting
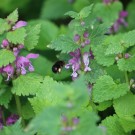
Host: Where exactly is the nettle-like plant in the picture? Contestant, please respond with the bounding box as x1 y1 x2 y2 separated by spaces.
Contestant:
0 0 135 135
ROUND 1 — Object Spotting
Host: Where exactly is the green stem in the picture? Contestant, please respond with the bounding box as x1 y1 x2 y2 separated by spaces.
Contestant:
1 108 6 125
125 71 129 84
14 95 25 127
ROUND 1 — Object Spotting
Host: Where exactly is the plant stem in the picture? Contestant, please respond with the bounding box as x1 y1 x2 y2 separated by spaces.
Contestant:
1 108 6 125
125 71 129 84
14 95 25 127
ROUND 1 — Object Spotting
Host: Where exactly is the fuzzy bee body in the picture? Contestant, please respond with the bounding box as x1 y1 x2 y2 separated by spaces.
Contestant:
52 61 65 73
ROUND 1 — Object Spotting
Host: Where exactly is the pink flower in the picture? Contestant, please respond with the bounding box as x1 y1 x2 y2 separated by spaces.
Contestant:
1 39 9 48
83 52 91 72
3 64 14 81
16 53 39 75
12 21 27 30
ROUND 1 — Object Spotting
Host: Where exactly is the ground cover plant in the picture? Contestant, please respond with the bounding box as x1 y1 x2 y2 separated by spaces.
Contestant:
0 0 135 135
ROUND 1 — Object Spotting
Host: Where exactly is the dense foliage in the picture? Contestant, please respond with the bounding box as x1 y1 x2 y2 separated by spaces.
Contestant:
0 0 135 135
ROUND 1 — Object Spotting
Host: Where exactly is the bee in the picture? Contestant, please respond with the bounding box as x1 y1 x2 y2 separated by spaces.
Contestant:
52 61 65 73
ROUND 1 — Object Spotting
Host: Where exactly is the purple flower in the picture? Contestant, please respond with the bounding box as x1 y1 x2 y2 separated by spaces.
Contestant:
103 0 111 4
6 114 19 126
72 117 79 125
65 49 81 79
84 39 90 45
12 21 27 30
3 64 14 81
1 39 9 48
119 11 128 18
83 52 91 72
83 32 89 38
16 53 39 75
125 53 130 59
74 34 80 42
13 45 24 56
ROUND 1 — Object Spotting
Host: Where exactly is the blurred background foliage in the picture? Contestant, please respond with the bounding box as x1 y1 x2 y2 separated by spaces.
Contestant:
0 0 134 81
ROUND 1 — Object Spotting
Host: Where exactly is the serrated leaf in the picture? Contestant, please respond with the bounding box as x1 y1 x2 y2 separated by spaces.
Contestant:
113 93 135 117
0 87 12 108
71 110 103 135
6 28 26 44
122 30 135 48
119 117 135 133
65 11 78 18
24 24 40 50
30 76 89 114
0 49 15 67
101 115 128 135
93 2 122 24
85 60 106 83
94 44 115 67
96 101 112 111
6 9 18 24
78 4 93 19
48 35 79 53
92 75 129 103
117 56 135 71
28 107 62 135
11 73 43 96
0 18 11 35
105 42 124 55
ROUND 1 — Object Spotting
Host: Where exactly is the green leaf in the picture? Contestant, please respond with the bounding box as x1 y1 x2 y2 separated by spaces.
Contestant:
24 24 40 50
85 60 106 83
113 92 135 117
6 9 18 24
30 76 89 114
105 42 123 55
92 75 129 103
93 2 122 24
96 101 112 111
117 56 135 72
65 11 78 18
0 49 15 67
27 107 62 135
0 18 11 35
48 35 79 53
6 28 26 44
78 4 93 19
0 87 12 108
71 110 103 135
119 117 135 133
101 115 128 135
122 30 135 48
94 44 115 67
11 73 43 96
22 102 35 120
28 20 59 50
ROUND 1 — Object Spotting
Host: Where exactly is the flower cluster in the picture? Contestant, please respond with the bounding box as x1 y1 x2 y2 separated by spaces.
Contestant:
110 10 128 33
0 21 39 81
65 31 93 80
103 0 128 33
0 108 19 130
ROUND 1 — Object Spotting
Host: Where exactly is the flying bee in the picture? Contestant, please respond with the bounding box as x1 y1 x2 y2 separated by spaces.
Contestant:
52 61 65 73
